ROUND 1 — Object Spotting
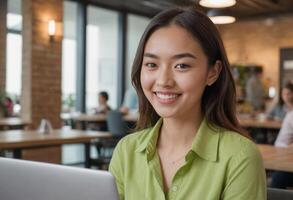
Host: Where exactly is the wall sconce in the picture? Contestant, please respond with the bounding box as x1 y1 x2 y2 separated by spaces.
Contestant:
48 20 56 41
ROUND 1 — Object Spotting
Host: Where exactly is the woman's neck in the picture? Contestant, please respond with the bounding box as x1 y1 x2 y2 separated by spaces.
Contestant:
158 113 203 151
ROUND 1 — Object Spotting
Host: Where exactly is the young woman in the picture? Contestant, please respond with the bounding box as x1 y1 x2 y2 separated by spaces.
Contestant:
267 81 293 120
109 7 266 200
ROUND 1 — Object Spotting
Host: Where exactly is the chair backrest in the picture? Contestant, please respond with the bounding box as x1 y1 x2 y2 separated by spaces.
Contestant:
268 188 293 200
106 110 129 137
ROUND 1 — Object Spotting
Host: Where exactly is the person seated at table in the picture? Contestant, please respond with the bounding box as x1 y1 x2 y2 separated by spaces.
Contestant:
2 97 14 117
267 81 293 121
94 91 111 114
270 109 293 189
119 87 138 114
245 68 265 112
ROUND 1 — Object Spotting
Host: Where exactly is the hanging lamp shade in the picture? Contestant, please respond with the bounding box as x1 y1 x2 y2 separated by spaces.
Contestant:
207 9 236 24
200 0 236 8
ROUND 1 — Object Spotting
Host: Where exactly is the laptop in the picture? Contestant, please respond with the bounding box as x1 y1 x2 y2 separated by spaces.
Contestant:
0 157 120 200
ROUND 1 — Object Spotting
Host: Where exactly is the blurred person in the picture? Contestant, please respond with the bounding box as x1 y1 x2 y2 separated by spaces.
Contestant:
274 110 293 147
94 91 111 114
270 109 293 189
3 97 14 117
245 68 265 111
119 87 138 114
267 81 293 120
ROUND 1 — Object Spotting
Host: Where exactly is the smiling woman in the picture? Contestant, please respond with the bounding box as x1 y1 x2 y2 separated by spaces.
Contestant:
109 7 266 200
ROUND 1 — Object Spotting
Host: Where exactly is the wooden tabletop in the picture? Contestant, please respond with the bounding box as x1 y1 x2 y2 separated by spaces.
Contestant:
0 118 30 127
238 118 282 129
66 113 138 123
0 129 111 149
258 144 293 172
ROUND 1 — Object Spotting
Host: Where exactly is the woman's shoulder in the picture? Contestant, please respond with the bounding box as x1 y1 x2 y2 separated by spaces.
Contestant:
114 127 153 153
218 130 261 161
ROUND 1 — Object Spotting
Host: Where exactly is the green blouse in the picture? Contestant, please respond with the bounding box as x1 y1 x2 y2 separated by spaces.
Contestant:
109 118 266 200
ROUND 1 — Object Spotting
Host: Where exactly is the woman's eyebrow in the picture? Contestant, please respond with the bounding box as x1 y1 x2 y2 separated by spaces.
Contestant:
172 53 197 59
143 52 196 59
143 53 158 59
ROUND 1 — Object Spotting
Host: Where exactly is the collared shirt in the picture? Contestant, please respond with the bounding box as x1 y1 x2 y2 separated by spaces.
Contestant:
109 118 266 200
275 110 293 147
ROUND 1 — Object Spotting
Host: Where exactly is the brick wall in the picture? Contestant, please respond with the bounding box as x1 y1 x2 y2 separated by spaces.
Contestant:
219 14 293 92
0 0 7 91
22 0 63 128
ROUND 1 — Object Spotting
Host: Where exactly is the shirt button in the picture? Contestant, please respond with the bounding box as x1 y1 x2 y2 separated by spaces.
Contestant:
172 186 178 192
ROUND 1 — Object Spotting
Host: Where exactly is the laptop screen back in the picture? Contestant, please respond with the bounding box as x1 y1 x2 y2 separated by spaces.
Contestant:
0 157 120 200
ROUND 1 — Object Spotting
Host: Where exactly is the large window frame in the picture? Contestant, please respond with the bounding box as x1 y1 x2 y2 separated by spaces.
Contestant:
73 0 150 113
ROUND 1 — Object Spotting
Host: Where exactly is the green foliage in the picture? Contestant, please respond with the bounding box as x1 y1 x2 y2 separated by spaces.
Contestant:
62 94 75 112
0 90 8 117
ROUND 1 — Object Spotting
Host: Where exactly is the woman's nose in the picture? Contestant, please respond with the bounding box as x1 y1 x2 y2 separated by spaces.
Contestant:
155 66 175 88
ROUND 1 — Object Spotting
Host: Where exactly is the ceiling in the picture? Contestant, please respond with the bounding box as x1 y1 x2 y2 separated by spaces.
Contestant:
86 0 293 20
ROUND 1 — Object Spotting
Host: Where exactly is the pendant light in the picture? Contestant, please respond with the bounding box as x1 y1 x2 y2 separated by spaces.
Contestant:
207 9 236 24
200 0 236 8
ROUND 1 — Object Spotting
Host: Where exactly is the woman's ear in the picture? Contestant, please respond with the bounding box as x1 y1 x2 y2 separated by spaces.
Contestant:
207 60 222 86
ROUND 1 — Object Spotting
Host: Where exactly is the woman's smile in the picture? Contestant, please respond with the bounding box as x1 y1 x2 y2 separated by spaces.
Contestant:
154 91 182 104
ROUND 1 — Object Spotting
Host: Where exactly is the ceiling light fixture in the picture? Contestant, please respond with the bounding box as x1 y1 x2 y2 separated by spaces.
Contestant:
200 0 236 8
207 9 236 24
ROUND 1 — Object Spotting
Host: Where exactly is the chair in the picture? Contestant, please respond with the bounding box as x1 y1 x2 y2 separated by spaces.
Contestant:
267 188 293 200
91 110 129 169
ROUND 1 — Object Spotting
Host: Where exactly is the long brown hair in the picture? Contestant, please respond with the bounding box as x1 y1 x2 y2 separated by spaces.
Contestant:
131 7 247 136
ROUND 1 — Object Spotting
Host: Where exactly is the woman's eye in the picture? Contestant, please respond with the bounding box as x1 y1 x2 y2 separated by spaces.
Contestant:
175 63 189 70
145 63 157 68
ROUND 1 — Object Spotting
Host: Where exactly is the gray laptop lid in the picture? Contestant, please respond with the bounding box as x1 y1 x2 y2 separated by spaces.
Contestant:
0 157 120 200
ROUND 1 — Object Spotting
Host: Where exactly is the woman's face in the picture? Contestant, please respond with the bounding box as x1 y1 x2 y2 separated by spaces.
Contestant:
140 24 220 119
282 88 293 106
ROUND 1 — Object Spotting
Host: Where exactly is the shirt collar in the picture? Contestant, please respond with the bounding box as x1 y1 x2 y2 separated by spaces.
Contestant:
190 118 220 162
135 118 220 162
135 118 162 155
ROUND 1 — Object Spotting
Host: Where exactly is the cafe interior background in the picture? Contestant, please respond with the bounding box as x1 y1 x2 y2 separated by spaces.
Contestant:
0 0 293 178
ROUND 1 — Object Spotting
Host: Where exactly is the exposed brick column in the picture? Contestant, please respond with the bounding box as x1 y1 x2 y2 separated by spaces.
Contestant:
21 0 63 128
0 0 7 91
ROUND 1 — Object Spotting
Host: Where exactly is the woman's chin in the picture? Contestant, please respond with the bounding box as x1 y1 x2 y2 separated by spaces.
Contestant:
154 108 179 119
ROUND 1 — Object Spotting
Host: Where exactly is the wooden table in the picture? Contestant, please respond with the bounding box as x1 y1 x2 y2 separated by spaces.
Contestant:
239 118 282 129
63 113 138 130
70 113 138 122
0 118 31 130
238 117 282 144
0 129 111 167
258 144 293 172
68 114 281 129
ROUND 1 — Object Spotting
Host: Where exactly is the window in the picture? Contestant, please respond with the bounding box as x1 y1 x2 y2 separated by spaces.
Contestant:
62 1 77 113
126 14 150 89
86 6 119 112
6 0 22 107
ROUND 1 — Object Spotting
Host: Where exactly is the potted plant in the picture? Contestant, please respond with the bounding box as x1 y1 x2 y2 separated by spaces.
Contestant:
0 91 13 118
